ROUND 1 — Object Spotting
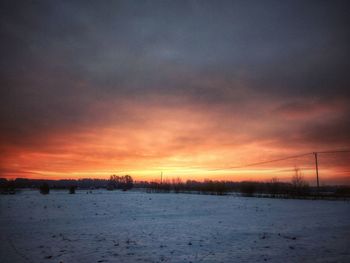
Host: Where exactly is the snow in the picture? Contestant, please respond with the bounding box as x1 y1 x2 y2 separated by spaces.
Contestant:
1 190 350 263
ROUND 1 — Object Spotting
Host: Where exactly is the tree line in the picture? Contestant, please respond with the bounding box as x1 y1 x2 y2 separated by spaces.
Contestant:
1 172 350 199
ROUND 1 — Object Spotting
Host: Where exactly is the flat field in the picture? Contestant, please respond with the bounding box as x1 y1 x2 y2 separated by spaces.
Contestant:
1 190 349 263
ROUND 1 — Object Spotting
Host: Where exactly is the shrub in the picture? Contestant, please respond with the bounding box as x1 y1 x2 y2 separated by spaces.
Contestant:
240 182 256 197
0 180 16 195
69 186 76 194
335 187 350 197
40 183 50 194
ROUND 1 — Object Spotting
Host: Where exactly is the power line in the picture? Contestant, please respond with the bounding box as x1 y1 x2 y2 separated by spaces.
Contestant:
316 150 350 154
207 149 350 171
204 149 349 190
114 149 350 175
209 153 312 171
143 149 349 188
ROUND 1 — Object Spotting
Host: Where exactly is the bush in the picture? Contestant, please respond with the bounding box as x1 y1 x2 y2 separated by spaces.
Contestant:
69 186 76 194
1 180 16 195
240 182 256 197
40 183 50 194
335 187 350 197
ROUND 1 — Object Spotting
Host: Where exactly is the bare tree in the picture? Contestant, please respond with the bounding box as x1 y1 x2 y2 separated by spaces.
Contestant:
107 175 133 191
107 175 120 190
121 175 133 191
291 167 309 196
268 177 280 197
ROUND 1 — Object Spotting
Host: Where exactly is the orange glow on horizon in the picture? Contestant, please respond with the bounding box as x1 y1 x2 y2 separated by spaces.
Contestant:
1 100 349 185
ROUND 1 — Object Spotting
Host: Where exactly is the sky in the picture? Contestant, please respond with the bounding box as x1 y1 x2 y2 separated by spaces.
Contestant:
1 0 350 184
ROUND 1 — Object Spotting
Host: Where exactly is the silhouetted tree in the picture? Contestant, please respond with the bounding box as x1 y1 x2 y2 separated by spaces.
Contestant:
172 178 183 193
107 175 120 190
121 175 133 190
291 167 309 196
267 178 281 197
107 175 133 190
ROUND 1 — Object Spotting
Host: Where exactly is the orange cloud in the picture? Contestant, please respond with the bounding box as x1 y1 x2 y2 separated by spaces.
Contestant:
1 97 349 185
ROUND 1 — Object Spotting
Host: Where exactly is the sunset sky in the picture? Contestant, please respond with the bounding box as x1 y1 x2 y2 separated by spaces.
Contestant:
1 0 350 184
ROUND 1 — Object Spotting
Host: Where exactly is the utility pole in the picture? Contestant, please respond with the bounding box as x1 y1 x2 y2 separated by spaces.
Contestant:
313 152 320 189
160 171 163 184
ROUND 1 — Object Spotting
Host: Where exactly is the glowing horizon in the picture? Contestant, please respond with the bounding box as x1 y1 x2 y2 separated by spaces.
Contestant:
2 100 349 185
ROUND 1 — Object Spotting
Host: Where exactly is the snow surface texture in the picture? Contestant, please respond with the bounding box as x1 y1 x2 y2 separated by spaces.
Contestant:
1 190 350 263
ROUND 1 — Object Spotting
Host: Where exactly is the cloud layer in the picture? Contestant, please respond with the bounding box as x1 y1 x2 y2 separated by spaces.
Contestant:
1 0 350 183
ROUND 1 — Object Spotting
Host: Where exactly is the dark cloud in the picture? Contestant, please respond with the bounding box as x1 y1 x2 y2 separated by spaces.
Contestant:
300 114 350 146
1 0 350 149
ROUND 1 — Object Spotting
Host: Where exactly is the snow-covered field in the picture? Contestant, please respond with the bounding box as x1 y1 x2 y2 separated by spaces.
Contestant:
1 190 349 263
